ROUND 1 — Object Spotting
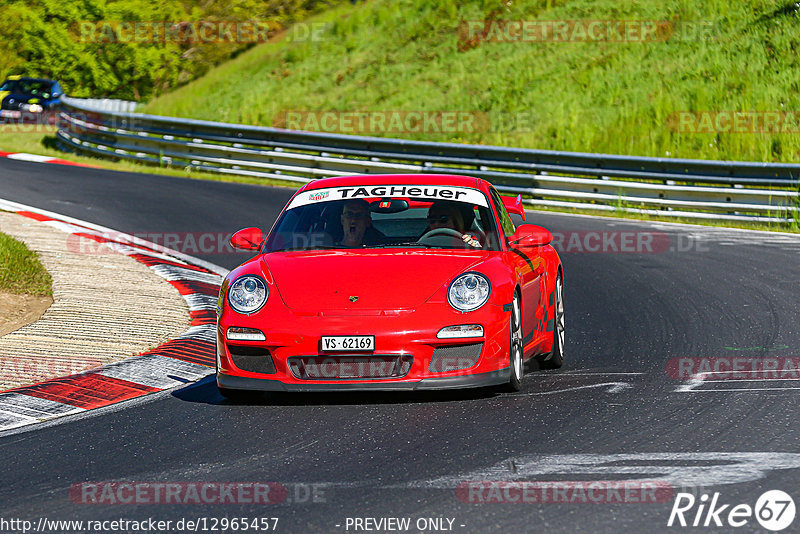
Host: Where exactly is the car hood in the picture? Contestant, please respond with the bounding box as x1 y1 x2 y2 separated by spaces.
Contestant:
263 250 490 311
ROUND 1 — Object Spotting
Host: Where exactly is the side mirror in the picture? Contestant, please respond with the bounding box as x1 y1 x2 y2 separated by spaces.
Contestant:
501 194 526 222
509 224 552 246
230 227 264 251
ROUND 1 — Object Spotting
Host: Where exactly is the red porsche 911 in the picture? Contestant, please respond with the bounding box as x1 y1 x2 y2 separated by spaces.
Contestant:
216 174 564 397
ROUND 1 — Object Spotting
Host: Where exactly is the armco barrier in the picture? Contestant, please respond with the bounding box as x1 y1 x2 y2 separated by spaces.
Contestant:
65 97 138 114
55 97 800 223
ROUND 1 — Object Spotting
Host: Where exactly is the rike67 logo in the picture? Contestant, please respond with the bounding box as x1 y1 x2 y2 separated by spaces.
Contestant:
668 490 795 531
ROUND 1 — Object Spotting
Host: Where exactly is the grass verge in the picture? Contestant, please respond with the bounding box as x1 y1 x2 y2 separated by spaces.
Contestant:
0 229 52 296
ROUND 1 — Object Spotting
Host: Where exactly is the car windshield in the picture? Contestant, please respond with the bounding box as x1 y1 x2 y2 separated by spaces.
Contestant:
0 80 20 92
0 79 53 97
265 184 502 252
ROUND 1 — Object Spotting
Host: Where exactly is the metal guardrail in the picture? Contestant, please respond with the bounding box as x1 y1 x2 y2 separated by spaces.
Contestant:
56 96 800 223
63 97 138 114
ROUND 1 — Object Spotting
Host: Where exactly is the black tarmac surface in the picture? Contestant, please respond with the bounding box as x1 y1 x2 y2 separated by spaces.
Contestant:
2 158 799 533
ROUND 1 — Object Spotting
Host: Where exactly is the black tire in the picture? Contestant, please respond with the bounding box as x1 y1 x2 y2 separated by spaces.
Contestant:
540 273 565 369
500 292 524 392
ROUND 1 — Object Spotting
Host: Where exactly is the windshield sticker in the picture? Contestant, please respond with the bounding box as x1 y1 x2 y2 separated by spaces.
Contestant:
289 185 489 210
308 191 329 202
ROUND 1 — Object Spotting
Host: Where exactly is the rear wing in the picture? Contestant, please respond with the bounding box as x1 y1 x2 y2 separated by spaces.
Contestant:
501 194 525 222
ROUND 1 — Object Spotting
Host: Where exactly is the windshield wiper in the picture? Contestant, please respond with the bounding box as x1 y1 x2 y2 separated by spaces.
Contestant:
369 242 447 249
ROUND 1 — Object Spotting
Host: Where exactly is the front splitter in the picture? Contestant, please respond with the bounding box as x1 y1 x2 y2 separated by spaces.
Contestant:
217 367 510 392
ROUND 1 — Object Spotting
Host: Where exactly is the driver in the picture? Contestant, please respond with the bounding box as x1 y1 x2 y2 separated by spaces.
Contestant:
423 201 481 248
426 201 465 233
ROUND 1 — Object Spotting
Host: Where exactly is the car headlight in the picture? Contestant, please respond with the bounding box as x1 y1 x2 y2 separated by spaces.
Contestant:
227 275 268 314
22 103 43 113
447 272 491 312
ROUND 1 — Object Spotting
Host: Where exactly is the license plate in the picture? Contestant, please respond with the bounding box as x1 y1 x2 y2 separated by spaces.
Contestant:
0 110 21 118
321 335 374 352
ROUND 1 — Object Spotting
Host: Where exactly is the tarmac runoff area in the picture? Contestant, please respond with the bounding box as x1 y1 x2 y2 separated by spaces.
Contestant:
0 210 190 390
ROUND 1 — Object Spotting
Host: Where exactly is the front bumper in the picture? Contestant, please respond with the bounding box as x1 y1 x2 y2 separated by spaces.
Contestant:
0 104 48 115
216 299 513 391
217 367 510 392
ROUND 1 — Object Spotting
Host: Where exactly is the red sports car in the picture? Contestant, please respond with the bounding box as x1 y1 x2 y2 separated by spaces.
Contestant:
216 174 564 397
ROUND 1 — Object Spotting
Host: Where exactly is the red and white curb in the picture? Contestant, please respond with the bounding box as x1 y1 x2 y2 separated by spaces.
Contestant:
0 198 227 431
0 150 98 168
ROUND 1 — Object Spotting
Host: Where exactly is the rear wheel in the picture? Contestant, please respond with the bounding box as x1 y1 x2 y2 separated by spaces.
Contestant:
540 273 565 369
501 292 524 392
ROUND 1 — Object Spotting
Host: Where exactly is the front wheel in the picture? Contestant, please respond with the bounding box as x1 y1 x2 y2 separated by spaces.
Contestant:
540 273 565 369
500 292 524 392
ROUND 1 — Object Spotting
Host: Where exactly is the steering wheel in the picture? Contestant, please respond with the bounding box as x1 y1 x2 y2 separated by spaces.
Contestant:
418 227 465 242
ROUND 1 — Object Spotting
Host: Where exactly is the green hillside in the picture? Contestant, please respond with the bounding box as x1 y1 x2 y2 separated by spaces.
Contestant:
142 0 800 162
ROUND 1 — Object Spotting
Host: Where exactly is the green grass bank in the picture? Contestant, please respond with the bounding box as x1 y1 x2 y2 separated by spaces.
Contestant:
142 0 800 163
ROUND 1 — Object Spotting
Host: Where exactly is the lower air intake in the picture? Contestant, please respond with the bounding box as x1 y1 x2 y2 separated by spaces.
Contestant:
288 355 413 380
429 343 483 373
228 345 276 374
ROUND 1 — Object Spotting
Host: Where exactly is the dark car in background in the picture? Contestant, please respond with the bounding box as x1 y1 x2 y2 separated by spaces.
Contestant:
0 76 64 119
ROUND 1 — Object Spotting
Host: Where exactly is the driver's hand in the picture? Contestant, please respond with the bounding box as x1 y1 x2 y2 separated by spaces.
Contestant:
462 233 481 248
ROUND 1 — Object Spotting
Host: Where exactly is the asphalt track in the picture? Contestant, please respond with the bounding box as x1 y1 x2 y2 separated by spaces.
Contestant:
2 158 800 533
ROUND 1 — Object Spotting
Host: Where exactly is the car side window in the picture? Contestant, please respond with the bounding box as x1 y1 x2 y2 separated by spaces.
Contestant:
489 187 515 238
